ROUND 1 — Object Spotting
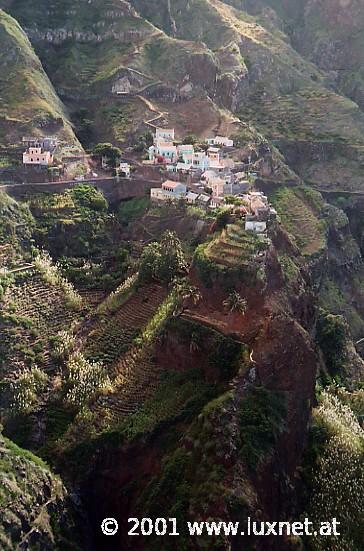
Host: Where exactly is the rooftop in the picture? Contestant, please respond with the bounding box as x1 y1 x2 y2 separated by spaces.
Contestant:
198 194 211 203
162 180 185 189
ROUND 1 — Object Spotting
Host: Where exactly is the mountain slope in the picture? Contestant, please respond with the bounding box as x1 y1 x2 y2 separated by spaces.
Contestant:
238 0 364 111
0 9 79 148
129 0 364 189
1 0 364 188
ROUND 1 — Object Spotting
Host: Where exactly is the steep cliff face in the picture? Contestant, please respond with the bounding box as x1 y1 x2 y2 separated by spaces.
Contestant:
79 214 320 550
0 432 80 550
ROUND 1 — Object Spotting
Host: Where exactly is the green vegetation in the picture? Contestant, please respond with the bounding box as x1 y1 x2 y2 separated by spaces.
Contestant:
223 291 247 314
0 191 34 253
0 9 77 146
0 430 82 550
302 389 364 551
34 251 83 311
138 230 187 284
316 310 347 376
238 386 286 470
97 274 137 314
133 390 234 551
319 276 364 340
193 221 264 288
4 367 48 414
116 368 221 441
271 187 326 256
93 142 122 168
29 185 129 290
166 317 246 381
278 254 300 283
118 197 149 226
64 352 111 408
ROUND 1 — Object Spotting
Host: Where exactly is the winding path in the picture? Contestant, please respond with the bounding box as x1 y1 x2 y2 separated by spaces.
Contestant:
135 94 167 129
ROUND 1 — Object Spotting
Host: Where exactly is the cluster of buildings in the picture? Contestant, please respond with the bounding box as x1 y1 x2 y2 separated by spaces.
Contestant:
149 128 276 236
150 179 276 234
147 128 234 174
149 127 252 200
22 137 58 167
242 192 277 235
151 180 276 235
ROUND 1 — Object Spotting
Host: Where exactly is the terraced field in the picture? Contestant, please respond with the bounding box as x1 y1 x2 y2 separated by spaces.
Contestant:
94 346 163 421
87 284 170 423
0 271 82 382
271 187 326 256
240 89 364 144
204 221 263 268
83 283 166 360
77 288 106 308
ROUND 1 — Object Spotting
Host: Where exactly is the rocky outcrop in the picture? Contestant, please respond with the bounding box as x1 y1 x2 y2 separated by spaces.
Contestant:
26 27 148 45
0 432 80 550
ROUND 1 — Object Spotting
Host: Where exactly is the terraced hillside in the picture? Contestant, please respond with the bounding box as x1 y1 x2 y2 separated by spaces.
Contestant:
28 185 130 293
0 190 34 267
204 220 266 269
0 267 83 412
82 283 166 367
244 0 364 111
86 283 169 424
271 186 326 257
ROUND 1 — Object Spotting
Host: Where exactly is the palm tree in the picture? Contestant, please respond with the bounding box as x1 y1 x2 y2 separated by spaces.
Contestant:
180 284 202 305
223 291 247 315
172 279 202 317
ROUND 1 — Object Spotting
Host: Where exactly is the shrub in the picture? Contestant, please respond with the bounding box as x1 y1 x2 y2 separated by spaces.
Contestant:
138 231 187 284
7 367 48 413
304 391 364 551
193 243 216 288
64 352 111 408
316 310 347 374
223 291 247 314
238 386 286 470
98 273 138 314
50 330 76 361
34 251 83 311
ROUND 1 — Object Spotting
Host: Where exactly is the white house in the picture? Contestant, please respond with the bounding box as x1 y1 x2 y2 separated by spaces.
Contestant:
245 219 267 234
162 181 186 195
149 143 177 163
186 191 199 204
192 151 210 170
149 128 177 163
177 144 194 157
118 162 131 177
210 196 225 209
23 147 53 167
150 180 187 202
155 128 175 143
207 136 234 147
